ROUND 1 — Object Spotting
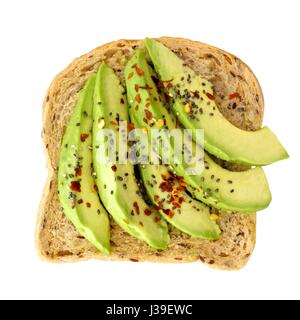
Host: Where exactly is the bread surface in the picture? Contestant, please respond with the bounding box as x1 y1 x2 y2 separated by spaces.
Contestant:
37 37 264 270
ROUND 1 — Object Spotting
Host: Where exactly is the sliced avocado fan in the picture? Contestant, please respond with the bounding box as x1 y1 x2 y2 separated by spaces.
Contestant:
144 38 289 166
58 75 111 255
125 49 272 213
92 63 169 250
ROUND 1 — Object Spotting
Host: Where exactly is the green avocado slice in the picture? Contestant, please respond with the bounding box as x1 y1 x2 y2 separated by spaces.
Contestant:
144 38 288 166
129 110 220 239
92 63 169 250
139 161 221 240
125 49 272 213
58 75 111 255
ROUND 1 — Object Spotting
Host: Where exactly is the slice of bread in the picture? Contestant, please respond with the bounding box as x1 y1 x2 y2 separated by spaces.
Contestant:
37 37 263 270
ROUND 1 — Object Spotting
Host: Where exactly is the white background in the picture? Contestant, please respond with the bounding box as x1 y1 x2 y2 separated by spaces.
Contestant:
0 0 299 300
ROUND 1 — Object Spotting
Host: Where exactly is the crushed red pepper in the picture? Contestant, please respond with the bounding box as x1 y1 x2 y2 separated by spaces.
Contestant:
111 165 117 172
154 216 161 223
128 123 135 131
145 109 153 120
70 181 81 192
135 94 141 103
75 166 82 177
144 208 152 216
127 72 133 80
131 63 144 76
135 66 144 76
159 181 173 193
206 93 215 100
229 92 240 99
80 133 89 142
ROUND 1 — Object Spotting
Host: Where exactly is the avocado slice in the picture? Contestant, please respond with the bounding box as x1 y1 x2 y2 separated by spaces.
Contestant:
129 110 220 240
144 38 288 166
92 63 169 250
125 49 272 213
58 75 111 255
139 161 221 239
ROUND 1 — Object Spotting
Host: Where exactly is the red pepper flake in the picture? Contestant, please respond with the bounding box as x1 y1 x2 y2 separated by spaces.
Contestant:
146 98 150 102
75 166 82 177
127 72 133 80
206 93 215 100
128 123 135 131
154 205 160 211
111 165 117 172
163 209 174 218
223 54 232 65
135 66 144 76
159 181 173 193
131 63 144 75
229 92 241 100
120 98 125 104
86 202 91 208
145 109 153 120
77 199 83 205
180 182 188 190
135 94 141 103
110 120 118 126
154 216 161 223
166 83 173 89
172 202 181 209
80 133 89 142
145 103 150 108
178 197 184 204
134 84 139 92
154 195 160 202
144 208 152 216
70 181 81 192
161 174 168 181
133 201 140 215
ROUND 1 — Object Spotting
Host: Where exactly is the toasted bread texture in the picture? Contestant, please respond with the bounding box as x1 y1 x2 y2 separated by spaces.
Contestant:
37 37 263 270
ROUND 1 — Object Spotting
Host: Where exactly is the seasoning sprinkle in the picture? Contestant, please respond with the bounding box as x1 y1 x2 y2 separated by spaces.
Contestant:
184 103 191 113
98 118 105 129
210 214 219 221
80 133 89 142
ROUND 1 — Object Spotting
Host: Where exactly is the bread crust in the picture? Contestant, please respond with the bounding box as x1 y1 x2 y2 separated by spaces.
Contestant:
37 37 263 270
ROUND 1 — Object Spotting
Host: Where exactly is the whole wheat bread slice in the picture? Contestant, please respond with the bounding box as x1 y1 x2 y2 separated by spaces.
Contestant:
37 37 264 270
